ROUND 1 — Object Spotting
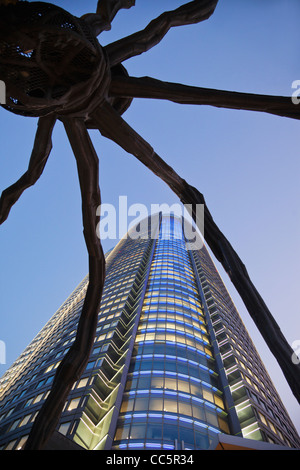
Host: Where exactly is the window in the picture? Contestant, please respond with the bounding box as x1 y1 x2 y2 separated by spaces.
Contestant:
163 399 178 413
151 377 164 389
59 422 71 436
114 424 130 441
86 360 96 370
19 414 31 427
75 378 89 389
205 409 218 427
192 404 205 421
16 435 28 450
202 388 213 403
67 397 81 411
179 426 195 448
218 416 229 433
149 398 163 411
146 423 162 440
163 423 179 441
120 398 134 413
130 424 145 440
4 439 17 450
179 401 192 417
9 419 21 432
134 397 149 411
32 393 44 404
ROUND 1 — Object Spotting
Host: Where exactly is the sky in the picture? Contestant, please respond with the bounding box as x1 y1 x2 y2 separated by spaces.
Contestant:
0 0 299 434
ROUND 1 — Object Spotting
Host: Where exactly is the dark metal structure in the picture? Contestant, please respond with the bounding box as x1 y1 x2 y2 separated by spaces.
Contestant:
0 0 299 450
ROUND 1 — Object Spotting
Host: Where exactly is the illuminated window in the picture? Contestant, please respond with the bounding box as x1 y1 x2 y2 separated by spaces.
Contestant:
75 378 89 389
120 398 134 413
115 424 130 441
32 393 44 404
163 399 178 413
149 397 163 411
67 397 81 411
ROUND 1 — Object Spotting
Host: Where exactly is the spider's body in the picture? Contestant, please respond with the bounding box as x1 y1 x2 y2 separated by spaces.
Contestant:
0 0 299 450
0 2 111 117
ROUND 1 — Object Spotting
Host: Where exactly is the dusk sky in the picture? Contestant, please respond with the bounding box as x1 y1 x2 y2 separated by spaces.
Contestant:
0 1 299 433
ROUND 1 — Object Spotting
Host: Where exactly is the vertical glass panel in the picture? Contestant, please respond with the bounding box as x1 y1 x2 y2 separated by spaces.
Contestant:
190 383 202 397
202 388 213 403
67 397 81 411
147 423 162 440
214 394 224 409
163 423 179 442
59 422 71 436
125 377 138 391
177 380 190 393
138 376 151 389
205 410 218 427
120 398 134 413
194 430 209 449
130 423 146 439
115 424 130 441
163 399 178 413
178 402 192 417
149 398 163 411
218 416 230 433
192 404 205 421
151 377 164 389
134 397 149 411
179 427 195 448
164 378 177 391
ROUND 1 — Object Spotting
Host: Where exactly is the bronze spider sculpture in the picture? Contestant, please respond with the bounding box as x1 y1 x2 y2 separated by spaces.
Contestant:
0 0 299 450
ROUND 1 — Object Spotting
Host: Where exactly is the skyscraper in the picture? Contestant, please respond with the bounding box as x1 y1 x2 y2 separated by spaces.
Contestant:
0 214 299 451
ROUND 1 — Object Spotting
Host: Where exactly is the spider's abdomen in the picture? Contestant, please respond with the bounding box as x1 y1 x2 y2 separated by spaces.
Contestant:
0 1 110 117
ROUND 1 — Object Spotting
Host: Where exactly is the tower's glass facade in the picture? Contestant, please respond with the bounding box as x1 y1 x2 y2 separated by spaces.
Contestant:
0 214 299 451
113 216 229 451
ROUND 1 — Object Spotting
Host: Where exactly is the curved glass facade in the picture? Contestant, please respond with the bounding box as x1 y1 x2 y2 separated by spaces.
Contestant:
112 217 229 450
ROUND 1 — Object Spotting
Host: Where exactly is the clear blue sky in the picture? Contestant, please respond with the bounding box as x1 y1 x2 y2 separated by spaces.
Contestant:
0 1 299 433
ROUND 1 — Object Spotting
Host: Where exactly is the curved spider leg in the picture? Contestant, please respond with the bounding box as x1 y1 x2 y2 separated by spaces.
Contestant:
92 101 300 404
96 0 135 23
105 0 218 67
25 117 106 450
109 75 300 120
0 115 56 225
82 0 135 36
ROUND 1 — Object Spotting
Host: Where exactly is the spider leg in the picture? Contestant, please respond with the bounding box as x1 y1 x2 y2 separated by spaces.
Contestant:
96 0 135 23
25 117 106 450
92 101 300 404
82 0 135 36
105 0 218 67
109 75 300 120
0 115 56 225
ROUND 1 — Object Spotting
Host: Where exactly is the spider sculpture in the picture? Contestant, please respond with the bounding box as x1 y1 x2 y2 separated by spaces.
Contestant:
0 0 299 450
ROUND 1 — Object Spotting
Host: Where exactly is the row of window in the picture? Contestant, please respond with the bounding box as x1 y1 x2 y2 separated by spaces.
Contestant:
125 369 221 405
113 413 219 450
138 319 208 337
129 354 216 383
121 388 225 417
140 311 206 330
135 332 211 355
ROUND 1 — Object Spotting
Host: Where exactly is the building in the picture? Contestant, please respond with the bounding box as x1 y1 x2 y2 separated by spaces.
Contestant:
0 214 299 450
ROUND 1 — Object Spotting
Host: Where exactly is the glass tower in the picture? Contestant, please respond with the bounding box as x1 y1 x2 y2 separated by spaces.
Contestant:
0 214 299 451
